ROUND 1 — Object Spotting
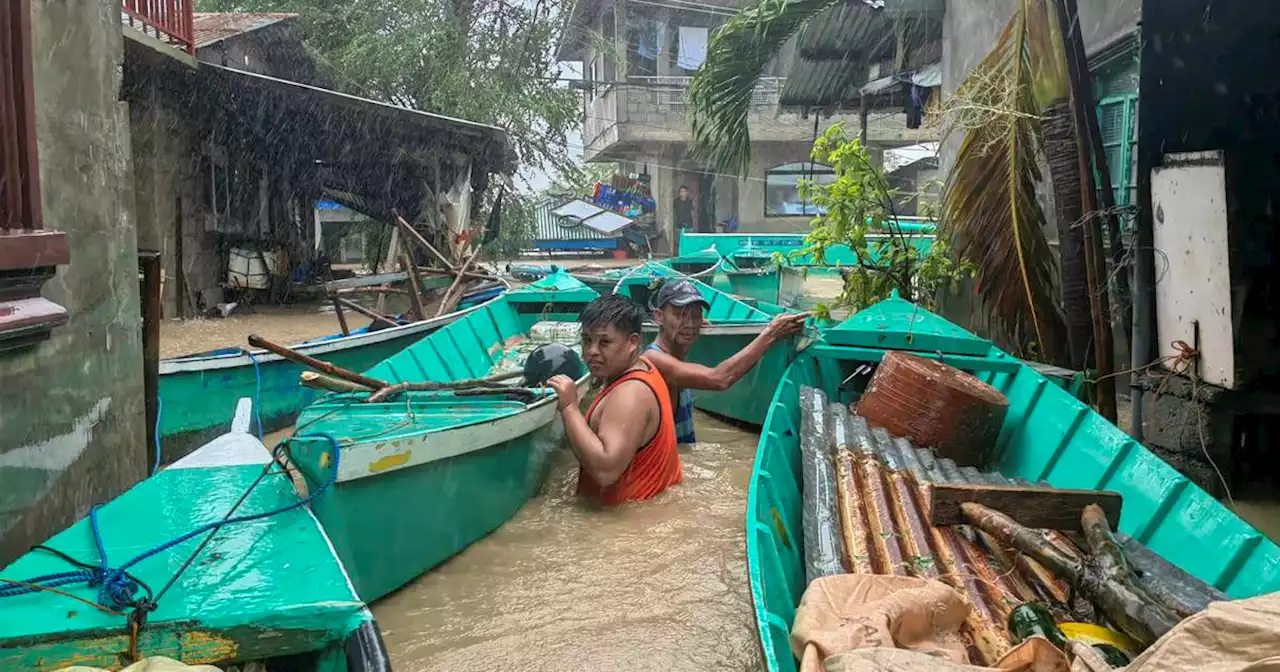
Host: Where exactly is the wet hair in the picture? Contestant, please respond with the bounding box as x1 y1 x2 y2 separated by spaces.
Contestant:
580 294 643 336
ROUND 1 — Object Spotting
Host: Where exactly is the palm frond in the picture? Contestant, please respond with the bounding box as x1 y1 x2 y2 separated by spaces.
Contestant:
687 0 841 175
940 0 1066 360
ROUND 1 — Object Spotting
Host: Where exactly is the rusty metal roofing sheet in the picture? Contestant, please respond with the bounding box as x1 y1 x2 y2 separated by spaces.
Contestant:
802 385 1226 666
192 13 297 49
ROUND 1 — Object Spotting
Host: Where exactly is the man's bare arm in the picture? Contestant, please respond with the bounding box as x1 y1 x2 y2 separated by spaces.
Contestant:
648 312 808 391
560 380 657 486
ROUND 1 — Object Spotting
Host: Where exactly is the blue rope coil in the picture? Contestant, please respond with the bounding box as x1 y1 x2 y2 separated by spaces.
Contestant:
0 433 341 612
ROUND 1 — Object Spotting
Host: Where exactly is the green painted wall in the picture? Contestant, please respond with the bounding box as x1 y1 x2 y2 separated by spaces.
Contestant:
0 1 146 565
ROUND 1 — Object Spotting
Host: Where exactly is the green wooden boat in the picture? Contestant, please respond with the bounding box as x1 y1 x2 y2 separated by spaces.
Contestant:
286 272 597 602
157 282 508 464
0 399 386 671
747 294 1280 672
678 226 937 267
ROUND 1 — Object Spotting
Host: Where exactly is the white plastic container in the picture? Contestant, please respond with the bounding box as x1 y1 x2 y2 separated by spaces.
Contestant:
227 248 278 289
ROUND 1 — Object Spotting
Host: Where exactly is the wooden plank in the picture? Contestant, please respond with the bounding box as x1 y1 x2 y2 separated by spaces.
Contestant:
322 271 407 292
929 483 1122 532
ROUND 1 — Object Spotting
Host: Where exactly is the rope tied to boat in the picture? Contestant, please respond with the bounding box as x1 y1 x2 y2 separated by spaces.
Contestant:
0 433 342 629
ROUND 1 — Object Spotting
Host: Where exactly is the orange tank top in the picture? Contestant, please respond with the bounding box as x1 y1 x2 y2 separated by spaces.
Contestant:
577 356 683 505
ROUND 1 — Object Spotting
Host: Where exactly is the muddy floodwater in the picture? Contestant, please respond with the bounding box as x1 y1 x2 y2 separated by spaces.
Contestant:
159 304 362 359
372 411 762 671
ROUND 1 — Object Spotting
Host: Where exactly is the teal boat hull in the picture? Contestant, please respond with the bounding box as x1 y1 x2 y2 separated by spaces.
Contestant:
746 296 1280 672
678 231 936 269
0 400 378 671
157 290 505 463
290 275 597 603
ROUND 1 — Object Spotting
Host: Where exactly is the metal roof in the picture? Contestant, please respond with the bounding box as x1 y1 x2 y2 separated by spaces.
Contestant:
192 13 297 49
533 200 617 242
780 1 943 109
803 387 1225 665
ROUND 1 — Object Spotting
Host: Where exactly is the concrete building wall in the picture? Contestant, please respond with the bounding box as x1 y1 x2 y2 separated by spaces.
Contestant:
130 81 212 318
0 1 146 565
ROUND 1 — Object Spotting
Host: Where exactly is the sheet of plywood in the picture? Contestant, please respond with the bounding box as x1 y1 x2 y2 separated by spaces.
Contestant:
1151 150 1236 389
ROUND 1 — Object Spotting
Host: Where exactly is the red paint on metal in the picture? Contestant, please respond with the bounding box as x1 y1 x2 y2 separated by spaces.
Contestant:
122 0 197 55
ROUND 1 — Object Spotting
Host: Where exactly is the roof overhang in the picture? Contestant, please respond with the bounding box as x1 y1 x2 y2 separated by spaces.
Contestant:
203 64 515 175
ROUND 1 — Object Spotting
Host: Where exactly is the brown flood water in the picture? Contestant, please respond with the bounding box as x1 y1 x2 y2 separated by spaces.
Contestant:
371 411 763 672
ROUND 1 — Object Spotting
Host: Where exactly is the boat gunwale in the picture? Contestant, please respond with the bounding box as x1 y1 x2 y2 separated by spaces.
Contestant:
159 286 507 374
308 374 592 482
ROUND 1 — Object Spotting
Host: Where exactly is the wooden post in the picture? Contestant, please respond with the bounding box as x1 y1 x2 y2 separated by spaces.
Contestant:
331 296 350 336
394 213 455 270
1055 0 1117 422
376 226 400 314
401 250 427 320
248 334 388 390
139 250 162 466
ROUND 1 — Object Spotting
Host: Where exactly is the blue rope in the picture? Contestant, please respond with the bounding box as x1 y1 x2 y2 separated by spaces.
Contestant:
152 397 163 477
0 433 341 611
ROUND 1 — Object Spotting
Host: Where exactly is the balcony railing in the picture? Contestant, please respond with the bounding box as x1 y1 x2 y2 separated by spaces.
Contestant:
627 76 785 110
121 0 195 55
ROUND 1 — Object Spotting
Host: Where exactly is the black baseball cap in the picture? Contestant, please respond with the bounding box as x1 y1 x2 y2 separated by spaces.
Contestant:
652 278 711 310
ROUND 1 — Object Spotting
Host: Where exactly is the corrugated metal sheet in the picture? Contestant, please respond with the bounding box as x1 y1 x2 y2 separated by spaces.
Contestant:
804 386 1226 666
533 199 616 242
192 13 296 48
780 2 942 109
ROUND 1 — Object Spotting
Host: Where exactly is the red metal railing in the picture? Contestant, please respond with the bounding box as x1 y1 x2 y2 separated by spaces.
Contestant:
121 0 195 56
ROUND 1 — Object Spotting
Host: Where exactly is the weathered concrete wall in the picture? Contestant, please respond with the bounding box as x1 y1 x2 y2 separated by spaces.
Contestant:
0 1 146 565
130 80 211 318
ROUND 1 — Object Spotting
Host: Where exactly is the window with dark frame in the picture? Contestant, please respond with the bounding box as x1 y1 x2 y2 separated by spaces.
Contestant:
1 0 70 351
764 162 837 217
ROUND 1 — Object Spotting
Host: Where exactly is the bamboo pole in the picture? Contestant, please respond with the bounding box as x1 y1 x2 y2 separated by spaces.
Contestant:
364 370 526 403
301 371 374 393
331 297 350 336
376 227 401 315
401 251 427 320
333 297 399 329
393 212 454 271
1055 0 1117 422
248 334 388 390
435 246 481 317
332 287 409 296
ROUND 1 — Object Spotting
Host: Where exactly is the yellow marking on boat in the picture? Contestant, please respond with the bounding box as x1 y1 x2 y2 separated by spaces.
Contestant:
369 452 411 473
770 507 792 550
180 630 239 663
319 452 331 468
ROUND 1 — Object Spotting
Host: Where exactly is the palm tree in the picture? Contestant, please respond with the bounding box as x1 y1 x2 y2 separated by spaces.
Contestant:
688 0 1091 365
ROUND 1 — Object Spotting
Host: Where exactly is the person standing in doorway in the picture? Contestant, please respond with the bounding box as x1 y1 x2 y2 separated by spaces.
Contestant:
673 185 696 233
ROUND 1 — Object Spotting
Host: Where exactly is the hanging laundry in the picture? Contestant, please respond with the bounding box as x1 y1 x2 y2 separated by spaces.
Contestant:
905 84 933 129
677 26 709 70
636 19 666 61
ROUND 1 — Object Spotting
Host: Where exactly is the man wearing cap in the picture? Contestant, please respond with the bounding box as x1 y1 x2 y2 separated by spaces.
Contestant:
644 278 808 446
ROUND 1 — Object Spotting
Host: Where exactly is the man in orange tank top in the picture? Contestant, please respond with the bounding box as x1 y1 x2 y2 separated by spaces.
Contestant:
547 295 683 505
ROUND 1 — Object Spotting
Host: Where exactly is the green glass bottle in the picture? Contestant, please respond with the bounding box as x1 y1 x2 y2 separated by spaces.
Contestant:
1007 602 1068 650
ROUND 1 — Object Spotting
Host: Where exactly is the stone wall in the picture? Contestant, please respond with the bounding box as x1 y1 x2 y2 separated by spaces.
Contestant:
0 1 146 565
